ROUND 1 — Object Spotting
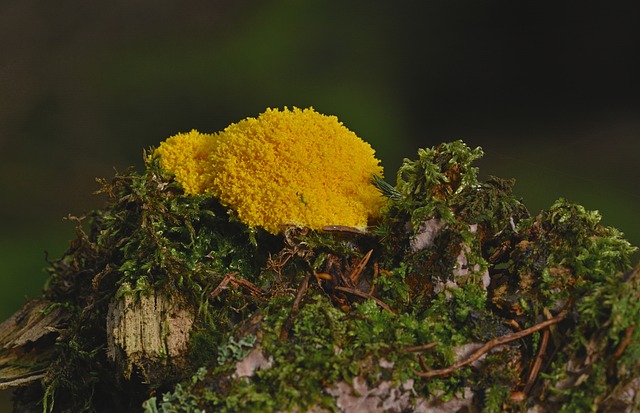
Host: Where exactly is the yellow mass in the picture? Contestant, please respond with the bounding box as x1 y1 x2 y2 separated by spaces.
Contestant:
154 107 385 234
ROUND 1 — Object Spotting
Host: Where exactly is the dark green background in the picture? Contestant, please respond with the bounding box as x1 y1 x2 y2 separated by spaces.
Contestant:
1 3 639 406
2 1 639 319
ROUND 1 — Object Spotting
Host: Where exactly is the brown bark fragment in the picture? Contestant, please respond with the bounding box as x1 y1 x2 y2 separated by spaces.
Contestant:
0 299 70 389
106 284 194 381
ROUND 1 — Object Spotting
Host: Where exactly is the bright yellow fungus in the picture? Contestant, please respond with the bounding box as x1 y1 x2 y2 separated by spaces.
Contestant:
154 107 385 234
154 129 218 195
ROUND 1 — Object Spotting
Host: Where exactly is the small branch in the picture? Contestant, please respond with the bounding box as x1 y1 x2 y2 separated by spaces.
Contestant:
209 272 264 299
349 249 373 284
369 262 379 295
402 342 439 353
418 355 430 372
523 324 549 395
613 324 636 361
292 273 312 315
333 286 396 314
230 277 265 298
415 306 571 378
280 273 312 340
209 272 239 299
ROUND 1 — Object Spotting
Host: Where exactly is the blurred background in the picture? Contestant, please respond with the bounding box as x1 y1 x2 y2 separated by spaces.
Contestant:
1 0 639 406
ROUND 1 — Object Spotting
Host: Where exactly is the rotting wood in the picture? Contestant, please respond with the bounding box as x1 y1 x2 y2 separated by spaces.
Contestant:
0 299 70 389
106 283 194 381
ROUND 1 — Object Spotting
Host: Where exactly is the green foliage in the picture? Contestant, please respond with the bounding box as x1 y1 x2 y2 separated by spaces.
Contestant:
38 156 273 412
95 157 265 295
371 263 411 307
394 140 484 226
370 174 403 202
23 141 640 412
482 384 509 413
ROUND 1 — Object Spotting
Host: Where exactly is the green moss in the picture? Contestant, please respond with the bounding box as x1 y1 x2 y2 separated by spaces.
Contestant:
19 141 639 412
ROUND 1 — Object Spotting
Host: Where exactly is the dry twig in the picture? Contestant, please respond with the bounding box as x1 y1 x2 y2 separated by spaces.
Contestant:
292 273 312 315
280 273 312 340
415 306 571 378
402 342 440 353
369 262 379 295
612 324 636 361
209 272 238 299
333 286 396 314
523 325 549 394
210 272 264 300
349 249 373 284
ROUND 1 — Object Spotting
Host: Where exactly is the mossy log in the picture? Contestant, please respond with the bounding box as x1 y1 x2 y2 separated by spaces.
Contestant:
3 269 639 412
1 141 639 413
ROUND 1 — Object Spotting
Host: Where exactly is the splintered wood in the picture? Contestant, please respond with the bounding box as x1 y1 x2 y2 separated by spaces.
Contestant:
0 299 70 389
106 283 194 381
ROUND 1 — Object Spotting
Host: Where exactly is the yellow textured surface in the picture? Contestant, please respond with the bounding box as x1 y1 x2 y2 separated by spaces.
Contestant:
153 130 218 195
155 108 384 234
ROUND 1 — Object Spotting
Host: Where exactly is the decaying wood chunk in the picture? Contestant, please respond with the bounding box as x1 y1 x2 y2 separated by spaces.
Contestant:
106 283 194 382
0 299 70 389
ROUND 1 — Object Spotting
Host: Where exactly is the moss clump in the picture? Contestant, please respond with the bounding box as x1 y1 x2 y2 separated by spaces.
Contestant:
3 139 639 413
39 158 273 412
